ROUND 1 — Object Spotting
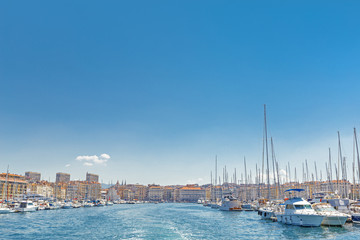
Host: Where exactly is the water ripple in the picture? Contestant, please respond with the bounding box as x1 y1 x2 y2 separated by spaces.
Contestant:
0 204 358 239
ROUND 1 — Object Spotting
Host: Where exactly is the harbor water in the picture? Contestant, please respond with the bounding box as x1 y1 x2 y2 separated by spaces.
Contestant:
1 203 360 239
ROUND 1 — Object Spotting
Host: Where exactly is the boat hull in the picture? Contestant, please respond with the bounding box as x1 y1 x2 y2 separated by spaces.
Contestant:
278 214 324 227
220 200 241 211
0 208 11 214
259 209 274 219
321 216 347 226
352 213 360 223
18 207 37 212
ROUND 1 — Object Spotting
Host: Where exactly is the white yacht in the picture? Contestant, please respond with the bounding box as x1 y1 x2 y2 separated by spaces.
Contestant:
72 202 82 208
96 200 106 207
275 189 324 227
0 203 11 214
258 200 283 220
219 194 241 211
106 201 114 206
312 203 348 226
62 202 73 209
259 206 275 219
84 202 94 207
45 202 61 210
16 200 37 212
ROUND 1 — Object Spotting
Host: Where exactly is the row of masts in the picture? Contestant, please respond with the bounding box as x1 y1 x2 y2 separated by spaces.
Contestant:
209 105 360 201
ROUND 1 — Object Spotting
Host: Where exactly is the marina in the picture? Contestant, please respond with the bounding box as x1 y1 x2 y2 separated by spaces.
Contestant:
2 0 360 239
1 203 360 240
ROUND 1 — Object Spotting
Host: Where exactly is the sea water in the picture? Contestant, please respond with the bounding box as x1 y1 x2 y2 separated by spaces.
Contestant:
1 203 359 239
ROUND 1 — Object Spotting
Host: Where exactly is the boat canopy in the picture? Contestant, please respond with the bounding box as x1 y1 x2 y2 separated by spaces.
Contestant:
284 189 305 193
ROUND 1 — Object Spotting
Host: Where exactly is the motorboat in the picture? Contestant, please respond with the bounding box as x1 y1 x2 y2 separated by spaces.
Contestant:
84 202 94 207
0 203 11 214
62 202 73 209
219 193 241 211
275 189 324 227
258 206 275 219
106 201 114 206
95 200 105 207
312 203 348 226
15 200 37 212
259 200 283 220
241 203 255 211
322 198 351 215
45 202 61 210
73 202 82 208
350 202 360 223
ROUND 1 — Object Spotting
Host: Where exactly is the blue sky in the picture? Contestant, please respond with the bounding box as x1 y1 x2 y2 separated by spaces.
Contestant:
1 1 360 185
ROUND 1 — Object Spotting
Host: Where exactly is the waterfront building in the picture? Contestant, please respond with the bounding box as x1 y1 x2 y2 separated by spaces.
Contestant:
163 186 175 202
66 182 79 200
134 185 148 201
56 172 70 183
66 181 101 200
179 184 205 202
110 183 148 201
0 173 28 200
86 172 99 183
52 183 67 200
148 185 164 201
28 181 54 198
25 171 41 183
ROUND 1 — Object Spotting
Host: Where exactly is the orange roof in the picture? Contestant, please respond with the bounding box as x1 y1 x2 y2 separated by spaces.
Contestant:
181 186 202 190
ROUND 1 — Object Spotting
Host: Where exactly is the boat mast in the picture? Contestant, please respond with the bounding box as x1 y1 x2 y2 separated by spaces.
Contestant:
244 157 247 201
343 157 347 198
270 137 277 197
305 159 309 197
329 148 333 192
276 161 280 198
354 130 356 200
314 161 318 194
215 155 217 202
325 162 330 192
256 164 259 198
338 131 343 197
335 164 338 195
264 105 270 200
210 171 213 202
354 128 360 200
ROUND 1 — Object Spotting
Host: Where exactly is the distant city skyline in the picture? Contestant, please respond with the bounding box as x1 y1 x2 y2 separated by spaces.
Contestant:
1 1 360 185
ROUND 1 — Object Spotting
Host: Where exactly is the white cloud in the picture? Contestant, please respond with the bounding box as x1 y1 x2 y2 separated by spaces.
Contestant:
279 169 287 177
76 155 98 161
75 153 110 166
65 164 71 167
100 153 110 159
